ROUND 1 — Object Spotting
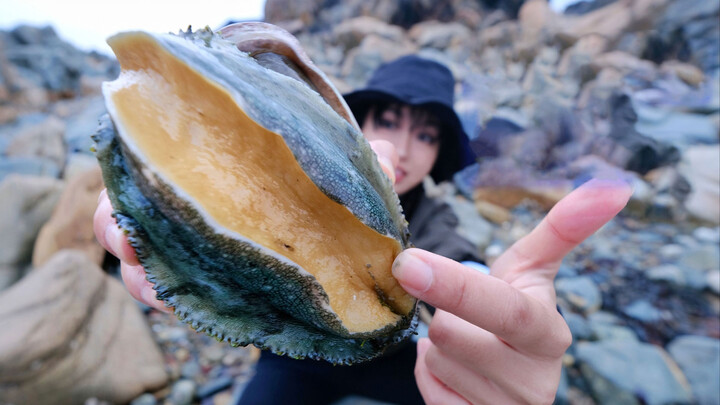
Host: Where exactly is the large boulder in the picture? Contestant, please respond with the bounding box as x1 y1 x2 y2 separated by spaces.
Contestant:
0 250 169 404
0 174 64 266
32 165 106 267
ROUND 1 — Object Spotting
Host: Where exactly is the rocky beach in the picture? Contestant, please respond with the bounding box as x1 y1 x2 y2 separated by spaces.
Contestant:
0 0 718 404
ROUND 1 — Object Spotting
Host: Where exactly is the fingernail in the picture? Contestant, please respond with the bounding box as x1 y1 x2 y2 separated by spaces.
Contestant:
97 188 107 203
393 251 433 294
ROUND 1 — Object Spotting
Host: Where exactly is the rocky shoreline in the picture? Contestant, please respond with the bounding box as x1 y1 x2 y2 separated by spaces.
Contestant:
1 0 718 404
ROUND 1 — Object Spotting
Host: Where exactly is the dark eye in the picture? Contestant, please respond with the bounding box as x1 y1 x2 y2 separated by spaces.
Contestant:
417 131 439 144
378 118 396 129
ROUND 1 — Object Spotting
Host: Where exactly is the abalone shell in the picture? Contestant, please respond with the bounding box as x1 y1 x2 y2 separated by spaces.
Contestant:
92 24 416 364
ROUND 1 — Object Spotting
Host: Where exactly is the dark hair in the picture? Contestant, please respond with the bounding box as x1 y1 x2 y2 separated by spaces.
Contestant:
343 55 475 183
353 98 462 183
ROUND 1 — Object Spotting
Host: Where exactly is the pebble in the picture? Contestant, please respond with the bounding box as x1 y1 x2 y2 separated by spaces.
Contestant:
667 335 720 405
129 393 157 405
576 340 693 405
706 269 720 294
646 264 686 286
169 379 196 405
555 276 602 314
692 226 720 244
622 300 664 323
196 376 234 399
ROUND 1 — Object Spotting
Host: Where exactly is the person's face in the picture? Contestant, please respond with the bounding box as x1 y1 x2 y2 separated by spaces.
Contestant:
362 105 440 195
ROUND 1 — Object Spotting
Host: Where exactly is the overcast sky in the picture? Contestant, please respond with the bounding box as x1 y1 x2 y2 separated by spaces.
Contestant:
0 0 580 57
0 0 266 56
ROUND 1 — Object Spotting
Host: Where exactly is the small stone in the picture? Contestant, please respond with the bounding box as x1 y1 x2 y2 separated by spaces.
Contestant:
555 276 602 314
130 393 157 405
679 246 720 271
667 335 720 405
196 376 234 399
576 340 693 405
169 379 196 405
693 227 720 244
647 264 686 286
622 300 664 323
706 270 720 294
202 345 225 364
180 360 201 379
658 244 685 260
564 312 593 341
175 347 190 362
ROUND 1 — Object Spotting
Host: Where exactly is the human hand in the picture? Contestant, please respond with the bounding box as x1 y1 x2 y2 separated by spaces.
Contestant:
392 179 632 404
93 189 171 312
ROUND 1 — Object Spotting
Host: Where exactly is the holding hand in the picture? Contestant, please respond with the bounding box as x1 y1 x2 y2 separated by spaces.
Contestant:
394 179 632 404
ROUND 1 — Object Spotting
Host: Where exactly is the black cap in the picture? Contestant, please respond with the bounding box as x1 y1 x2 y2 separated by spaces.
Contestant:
343 55 475 183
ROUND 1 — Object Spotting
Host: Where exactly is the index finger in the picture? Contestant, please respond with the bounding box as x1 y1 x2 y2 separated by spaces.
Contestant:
491 178 632 298
393 248 562 352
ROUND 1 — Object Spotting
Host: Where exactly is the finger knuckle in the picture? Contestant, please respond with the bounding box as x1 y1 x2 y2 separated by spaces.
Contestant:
523 384 558 404
427 313 454 348
498 291 532 338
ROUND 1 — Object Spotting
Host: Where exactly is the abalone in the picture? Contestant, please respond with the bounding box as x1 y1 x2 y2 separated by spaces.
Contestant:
92 23 416 364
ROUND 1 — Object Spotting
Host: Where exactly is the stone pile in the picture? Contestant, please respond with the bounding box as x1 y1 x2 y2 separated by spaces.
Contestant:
0 0 718 403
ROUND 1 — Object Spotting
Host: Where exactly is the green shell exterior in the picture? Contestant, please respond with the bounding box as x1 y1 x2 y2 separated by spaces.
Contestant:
92 28 416 364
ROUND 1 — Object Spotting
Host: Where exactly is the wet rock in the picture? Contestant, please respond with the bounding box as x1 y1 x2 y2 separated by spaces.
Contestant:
0 250 168 404
576 340 693 405
32 165 105 267
667 335 720 405
0 174 63 266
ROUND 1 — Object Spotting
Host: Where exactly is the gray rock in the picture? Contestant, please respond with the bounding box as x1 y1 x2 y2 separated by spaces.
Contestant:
0 174 64 265
4 115 66 168
622 300 664 323
659 244 685 260
0 250 169 404
130 393 157 405
706 270 720 294
677 145 720 224
170 379 197 405
576 340 693 405
63 95 106 154
679 246 720 271
0 156 61 181
564 312 593 341
693 227 720 244
668 335 720 405
588 311 639 342
0 264 21 292
647 264 686 286
555 276 602 314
